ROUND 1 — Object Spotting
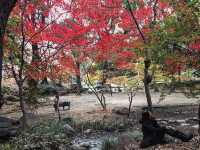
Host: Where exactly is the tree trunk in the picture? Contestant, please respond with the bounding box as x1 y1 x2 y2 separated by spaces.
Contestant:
27 43 39 104
178 65 181 82
57 107 61 121
27 78 38 105
76 62 82 95
99 96 106 111
0 0 17 105
198 103 200 135
56 97 61 121
101 92 106 111
31 12 40 74
18 83 27 128
102 61 108 86
0 35 3 105
41 77 48 85
126 0 153 111
128 92 133 117
144 59 152 111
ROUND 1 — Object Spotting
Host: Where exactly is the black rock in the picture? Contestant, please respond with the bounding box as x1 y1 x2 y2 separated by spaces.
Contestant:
0 117 20 141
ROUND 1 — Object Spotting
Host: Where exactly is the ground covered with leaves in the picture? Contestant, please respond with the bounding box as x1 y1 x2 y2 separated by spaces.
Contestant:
0 105 199 150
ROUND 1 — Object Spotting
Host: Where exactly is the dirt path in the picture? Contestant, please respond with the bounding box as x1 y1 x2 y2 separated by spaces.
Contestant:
0 91 199 120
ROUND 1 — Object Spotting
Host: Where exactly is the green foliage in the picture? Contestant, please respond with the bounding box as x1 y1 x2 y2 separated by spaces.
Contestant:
2 86 13 95
101 131 143 150
126 78 141 91
71 117 134 133
125 131 143 141
0 144 15 150
71 49 80 58
123 0 139 10
29 120 66 135
187 0 200 7
148 0 199 67
121 70 137 78
102 137 118 150
0 120 71 150
7 16 20 27
0 118 134 150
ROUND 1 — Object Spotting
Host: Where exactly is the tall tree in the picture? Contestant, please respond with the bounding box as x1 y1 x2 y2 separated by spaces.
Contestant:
124 0 170 110
149 0 200 79
0 0 17 108
5 0 64 127
46 0 170 110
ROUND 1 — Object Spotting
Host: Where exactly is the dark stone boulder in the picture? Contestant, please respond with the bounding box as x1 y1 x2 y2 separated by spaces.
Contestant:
63 124 75 136
4 95 19 102
112 107 129 115
0 128 18 140
0 117 20 141
0 117 20 127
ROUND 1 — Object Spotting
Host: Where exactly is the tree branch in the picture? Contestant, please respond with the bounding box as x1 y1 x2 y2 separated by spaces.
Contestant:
126 0 147 43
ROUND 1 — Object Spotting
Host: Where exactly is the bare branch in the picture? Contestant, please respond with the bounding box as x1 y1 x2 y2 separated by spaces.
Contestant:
126 0 147 43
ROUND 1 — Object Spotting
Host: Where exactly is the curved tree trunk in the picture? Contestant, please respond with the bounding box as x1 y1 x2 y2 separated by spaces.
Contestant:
0 0 17 106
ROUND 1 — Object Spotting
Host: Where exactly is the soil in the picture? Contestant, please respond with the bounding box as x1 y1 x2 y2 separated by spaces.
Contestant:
0 91 200 150
0 91 199 136
0 91 199 120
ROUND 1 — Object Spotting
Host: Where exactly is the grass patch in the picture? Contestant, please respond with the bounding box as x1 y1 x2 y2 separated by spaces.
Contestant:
0 120 71 150
101 131 142 150
72 118 132 133
102 137 118 150
0 117 134 150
